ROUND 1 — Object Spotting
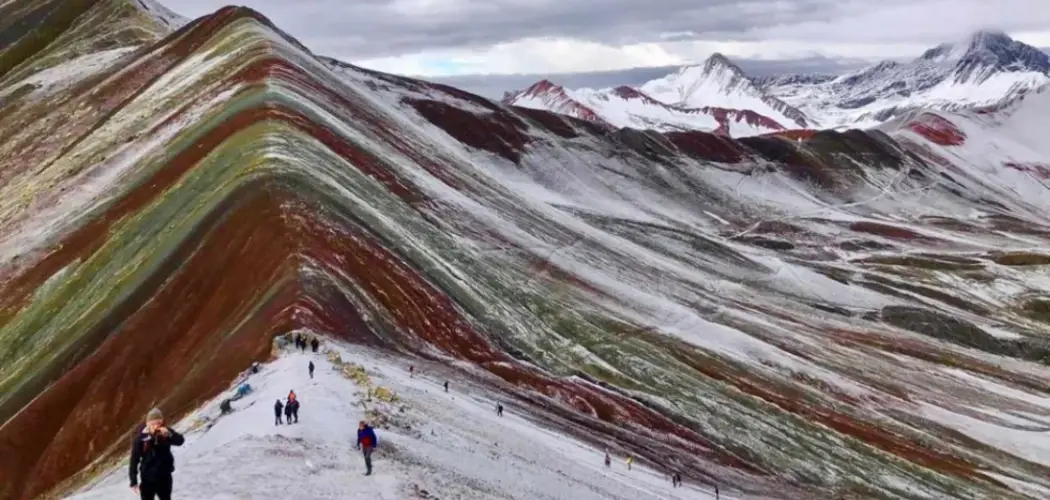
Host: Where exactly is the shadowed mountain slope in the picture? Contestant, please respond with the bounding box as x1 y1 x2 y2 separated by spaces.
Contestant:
3 5 1050 500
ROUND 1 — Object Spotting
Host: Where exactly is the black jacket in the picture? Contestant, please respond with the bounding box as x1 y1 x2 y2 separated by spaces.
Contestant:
274 400 284 415
129 424 185 486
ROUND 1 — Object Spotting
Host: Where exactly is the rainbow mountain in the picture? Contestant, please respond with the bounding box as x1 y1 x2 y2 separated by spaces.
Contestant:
3 2 1050 499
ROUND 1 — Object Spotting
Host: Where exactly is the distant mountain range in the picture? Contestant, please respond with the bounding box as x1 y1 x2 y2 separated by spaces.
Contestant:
503 31 1050 137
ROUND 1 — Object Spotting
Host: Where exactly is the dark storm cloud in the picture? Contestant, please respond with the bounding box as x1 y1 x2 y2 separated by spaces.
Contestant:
425 55 871 99
171 0 850 59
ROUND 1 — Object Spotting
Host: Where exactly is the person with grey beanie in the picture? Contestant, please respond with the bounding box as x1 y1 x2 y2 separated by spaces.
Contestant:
129 407 184 500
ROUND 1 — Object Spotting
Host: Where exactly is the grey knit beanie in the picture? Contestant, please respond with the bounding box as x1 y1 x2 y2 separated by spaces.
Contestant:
146 407 164 422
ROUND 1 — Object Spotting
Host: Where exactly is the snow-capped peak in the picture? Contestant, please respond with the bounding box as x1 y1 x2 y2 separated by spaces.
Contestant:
762 30 1050 129
502 77 789 137
702 53 747 78
502 51 814 136
135 0 192 31
919 30 1007 63
640 53 751 108
502 79 609 124
637 54 813 129
915 30 1050 84
512 79 563 99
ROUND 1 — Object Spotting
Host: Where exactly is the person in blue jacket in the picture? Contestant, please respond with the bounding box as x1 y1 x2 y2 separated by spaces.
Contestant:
356 420 378 475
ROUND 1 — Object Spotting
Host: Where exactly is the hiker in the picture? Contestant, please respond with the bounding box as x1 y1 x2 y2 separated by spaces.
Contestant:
274 399 284 425
234 383 251 400
293 334 301 349
129 408 185 500
496 402 503 417
288 397 300 423
309 361 315 379
356 420 379 475
604 452 611 467
311 337 319 352
671 472 681 487
409 365 414 377
219 399 232 415
288 390 297 401
250 362 260 374
626 456 633 470
443 381 448 392
284 399 294 424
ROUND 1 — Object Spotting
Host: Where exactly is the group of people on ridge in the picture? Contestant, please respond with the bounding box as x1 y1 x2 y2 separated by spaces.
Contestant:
274 390 300 425
293 333 319 353
127 334 389 499
128 408 381 499
133 336 731 498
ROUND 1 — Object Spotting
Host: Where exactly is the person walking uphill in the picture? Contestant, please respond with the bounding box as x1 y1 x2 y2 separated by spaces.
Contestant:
129 408 185 500
356 420 378 475
308 360 315 379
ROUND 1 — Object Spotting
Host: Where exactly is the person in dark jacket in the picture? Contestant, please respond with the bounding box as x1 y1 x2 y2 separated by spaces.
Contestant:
288 398 300 423
496 402 503 417
274 399 284 425
129 408 184 500
284 399 294 424
311 338 319 352
356 420 378 475
308 361 315 379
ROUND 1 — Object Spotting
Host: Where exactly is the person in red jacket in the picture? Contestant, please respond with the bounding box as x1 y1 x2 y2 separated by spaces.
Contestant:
356 420 378 475
129 408 185 500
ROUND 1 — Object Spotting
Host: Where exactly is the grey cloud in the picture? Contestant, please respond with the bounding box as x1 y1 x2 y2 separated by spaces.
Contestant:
170 0 1049 64
424 55 872 99
170 0 866 59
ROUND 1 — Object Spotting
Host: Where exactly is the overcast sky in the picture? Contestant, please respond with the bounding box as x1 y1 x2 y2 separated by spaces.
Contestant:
170 1 1050 98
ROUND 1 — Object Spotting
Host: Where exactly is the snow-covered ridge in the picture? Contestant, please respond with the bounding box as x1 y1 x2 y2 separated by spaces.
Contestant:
136 0 191 30
639 53 812 129
503 68 795 138
507 31 1049 134
764 30 1050 128
68 342 723 500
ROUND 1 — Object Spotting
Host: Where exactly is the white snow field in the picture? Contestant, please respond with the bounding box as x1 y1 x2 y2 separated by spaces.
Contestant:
67 340 729 500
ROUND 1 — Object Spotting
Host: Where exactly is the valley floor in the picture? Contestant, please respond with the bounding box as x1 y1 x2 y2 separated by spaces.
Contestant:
67 339 727 499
